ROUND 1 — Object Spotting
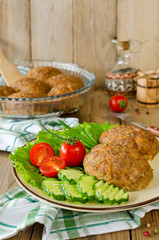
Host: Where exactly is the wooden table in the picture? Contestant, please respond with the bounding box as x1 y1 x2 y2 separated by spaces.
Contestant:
1 89 159 240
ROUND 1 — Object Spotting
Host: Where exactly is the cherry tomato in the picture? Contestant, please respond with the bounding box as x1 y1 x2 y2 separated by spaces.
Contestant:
109 95 128 112
39 156 66 177
144 231 150 237
30 142 55 167
60 139 86 167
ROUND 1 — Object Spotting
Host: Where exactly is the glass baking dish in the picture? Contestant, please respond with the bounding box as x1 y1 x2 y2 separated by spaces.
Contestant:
0 60 96 119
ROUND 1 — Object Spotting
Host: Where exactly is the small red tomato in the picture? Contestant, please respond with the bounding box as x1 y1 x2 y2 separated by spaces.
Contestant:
30 142 55 167
39 156 66 177
109 95 128 112
144 231 150 237
60 139 86 167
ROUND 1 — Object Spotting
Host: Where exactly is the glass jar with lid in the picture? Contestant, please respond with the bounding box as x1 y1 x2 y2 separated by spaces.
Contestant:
105 39 141 96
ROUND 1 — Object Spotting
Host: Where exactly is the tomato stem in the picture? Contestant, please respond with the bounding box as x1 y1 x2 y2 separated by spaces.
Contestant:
66 137 78 146
119 100 127 109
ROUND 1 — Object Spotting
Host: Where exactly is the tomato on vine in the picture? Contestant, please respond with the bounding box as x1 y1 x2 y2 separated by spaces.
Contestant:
60 137 86 167
109 94 128 112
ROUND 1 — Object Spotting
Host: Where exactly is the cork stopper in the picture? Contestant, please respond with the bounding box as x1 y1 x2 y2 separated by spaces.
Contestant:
118 41 130 50
112 38 130 51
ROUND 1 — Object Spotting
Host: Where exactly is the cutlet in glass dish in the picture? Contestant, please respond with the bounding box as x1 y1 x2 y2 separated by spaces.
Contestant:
0 60 95 119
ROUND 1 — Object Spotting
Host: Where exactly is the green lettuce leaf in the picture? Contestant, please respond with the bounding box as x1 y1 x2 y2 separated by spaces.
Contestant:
9 141 45 188
9 121 117 189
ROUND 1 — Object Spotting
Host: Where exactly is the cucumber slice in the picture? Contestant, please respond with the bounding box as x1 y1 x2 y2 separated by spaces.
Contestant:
58 168 84 184
42 178 66 201
61 179 88 203
77 175 98 201
95 180 129 205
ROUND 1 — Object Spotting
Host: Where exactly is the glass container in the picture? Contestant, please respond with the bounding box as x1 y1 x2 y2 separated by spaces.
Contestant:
0 60 95 119
105 39 141 96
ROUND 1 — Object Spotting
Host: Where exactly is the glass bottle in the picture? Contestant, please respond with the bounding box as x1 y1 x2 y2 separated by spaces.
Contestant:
105 39 141 96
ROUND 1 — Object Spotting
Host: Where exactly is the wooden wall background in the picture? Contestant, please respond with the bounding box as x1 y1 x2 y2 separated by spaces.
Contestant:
0 0 159 88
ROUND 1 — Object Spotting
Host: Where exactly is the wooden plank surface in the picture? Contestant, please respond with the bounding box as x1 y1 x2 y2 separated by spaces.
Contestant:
1 0 159 86
0 0 30 60
0 151 18 195
0 0 117 88
118 0 159 72
132 210 159 240
75 230 130 240
74 0 117 88
30 0 73 62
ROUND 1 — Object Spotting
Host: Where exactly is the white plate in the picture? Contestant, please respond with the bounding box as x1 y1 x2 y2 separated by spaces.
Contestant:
13 152 159 213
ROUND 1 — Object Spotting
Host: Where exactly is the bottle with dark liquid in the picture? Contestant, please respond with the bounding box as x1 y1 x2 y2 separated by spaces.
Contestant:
105 39 141 96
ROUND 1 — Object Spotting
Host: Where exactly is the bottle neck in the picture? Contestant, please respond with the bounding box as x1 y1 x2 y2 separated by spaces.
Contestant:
117 48 131 65
110 46 136 73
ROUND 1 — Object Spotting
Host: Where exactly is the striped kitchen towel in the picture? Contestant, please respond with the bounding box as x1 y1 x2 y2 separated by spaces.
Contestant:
1 187 159 240
0 117 79 152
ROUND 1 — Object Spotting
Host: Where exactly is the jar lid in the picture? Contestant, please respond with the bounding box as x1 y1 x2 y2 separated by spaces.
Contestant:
138 70 159 79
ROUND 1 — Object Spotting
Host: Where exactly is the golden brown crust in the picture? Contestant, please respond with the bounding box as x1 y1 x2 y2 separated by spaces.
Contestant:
0 86 15 97
12 77 50 94
46 74 84 96
83 124 159 191
83 143 153 191
25 66 62 81
99 125 159 161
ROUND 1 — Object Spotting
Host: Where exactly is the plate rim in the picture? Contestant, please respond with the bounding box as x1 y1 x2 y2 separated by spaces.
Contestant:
13 167 159 213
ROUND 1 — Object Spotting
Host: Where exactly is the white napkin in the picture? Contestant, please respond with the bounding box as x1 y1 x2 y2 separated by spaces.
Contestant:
0 117 79 152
